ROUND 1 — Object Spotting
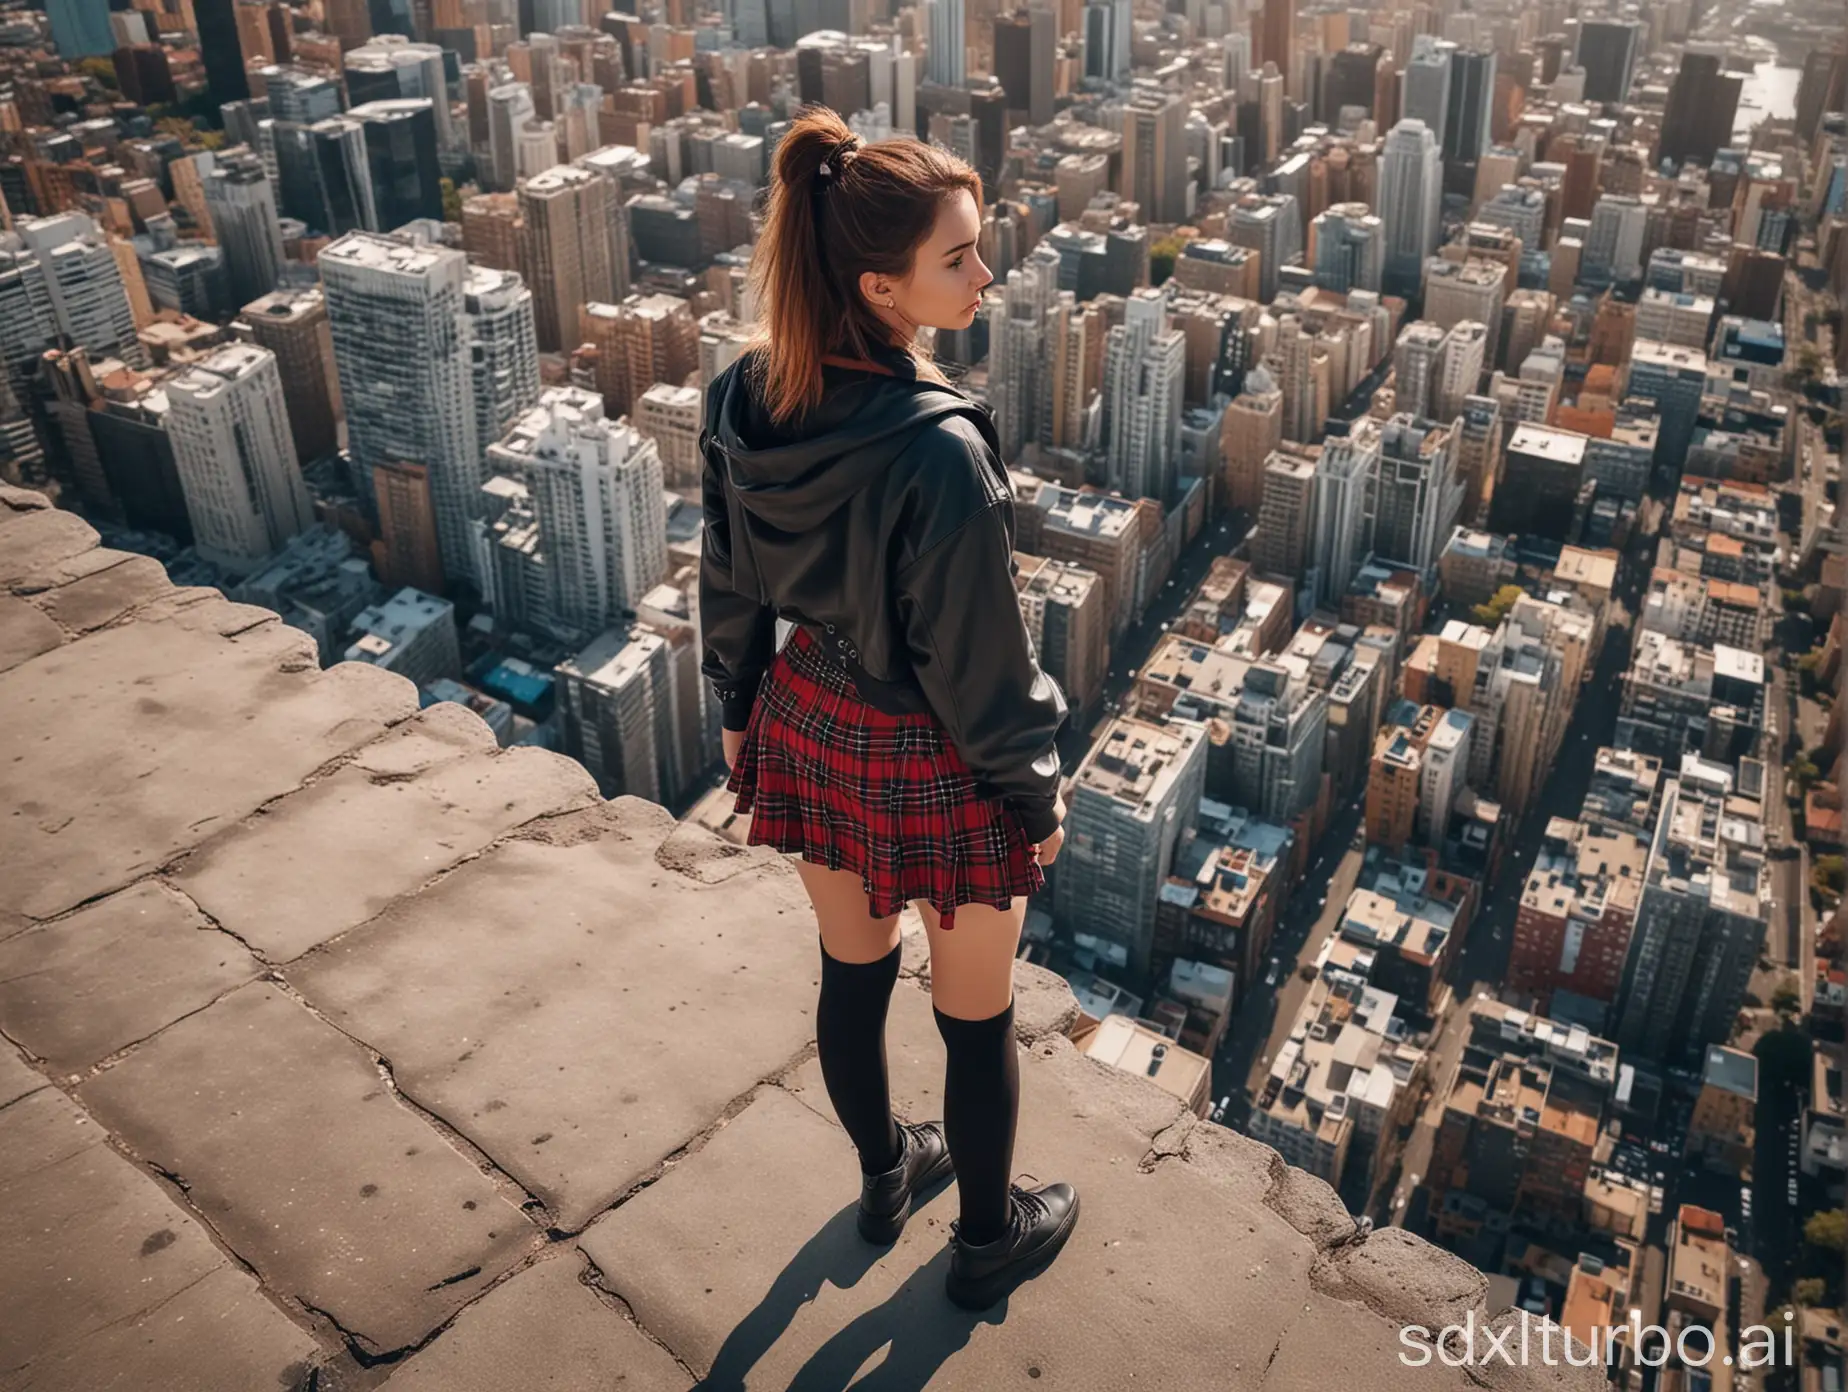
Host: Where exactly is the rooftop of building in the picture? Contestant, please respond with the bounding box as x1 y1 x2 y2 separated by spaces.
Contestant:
0 487 1606 1388
1701 1044 1759 1100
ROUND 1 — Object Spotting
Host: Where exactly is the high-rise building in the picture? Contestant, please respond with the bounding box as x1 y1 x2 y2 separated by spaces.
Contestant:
1431 320 1487 422
1082 0 1131 83
262 64 343 124
1423 256 1504 367
1401 36 1453 152
1119 88 1188 225
344 36 456 149
1223 368 1283 513
487 84 537 193
555 625 668 801
1254 448 1318 580
1444 48 1495 165
1255 0 1293 97
994 6 1055 126
518 164 619 353
321 231 481 586
1574 18 1642 105
46 0 115 56
1226 192 1302 302
234 287 342 464
489 386 669 641
0 213 147 373
1511 819 1648 1014
1374 413 1459 580
350 99 445 233
1393 321 1448 419
1054 716 1211 976
1102 288 1185 504
1378 119 1442 297
926 0 966 86
463 266 541 474
192 0 251 105
1613 763 1768 1064
1660 51 1743 168
371 459 445 595
165 343 315 573
203 148 284 307
1311 417 1379 606
1230 659 1328 820
1273 312 1328 444
579 293 700 419
273 117 374 238
1581 194 1648 288
1311 202 1383 293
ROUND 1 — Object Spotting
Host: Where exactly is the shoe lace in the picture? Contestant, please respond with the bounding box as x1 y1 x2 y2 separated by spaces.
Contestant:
950 1180 1046 1246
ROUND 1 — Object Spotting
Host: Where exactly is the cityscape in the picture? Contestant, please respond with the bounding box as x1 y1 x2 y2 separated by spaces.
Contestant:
0 0 1844 1382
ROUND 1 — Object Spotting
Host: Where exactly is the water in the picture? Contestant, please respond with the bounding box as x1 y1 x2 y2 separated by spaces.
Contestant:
1732 62 1801 140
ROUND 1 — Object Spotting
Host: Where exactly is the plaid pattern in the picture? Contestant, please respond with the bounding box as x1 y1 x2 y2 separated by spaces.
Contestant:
726 624 1045 929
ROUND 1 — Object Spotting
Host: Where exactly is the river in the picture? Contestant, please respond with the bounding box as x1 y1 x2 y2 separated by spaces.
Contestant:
1732 61 1801 140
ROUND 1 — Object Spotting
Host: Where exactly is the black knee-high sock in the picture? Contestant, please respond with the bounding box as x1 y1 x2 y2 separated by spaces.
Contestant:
817 938 903 1175
934 999 1019 1246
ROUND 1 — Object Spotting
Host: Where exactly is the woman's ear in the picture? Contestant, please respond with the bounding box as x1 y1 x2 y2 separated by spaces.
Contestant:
858 270 891 309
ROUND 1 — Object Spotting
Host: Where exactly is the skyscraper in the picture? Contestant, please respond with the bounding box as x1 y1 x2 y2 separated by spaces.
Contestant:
1401 35 1453 152
1119 88 1187 225
1254 449 1317 580
1082 0 1130 83
344 36 457 149
350 99 444 233
1273 312 1328 444
464 266 542 464
1226 191 1302 301
994 6 1055 126
321 231 481 586
926 0 966 86
487 84 536 193
165 343 314 573
518 164 618 352
0 213 147 373
1311 202 1383 292
46 0 115 56
1444 48 1495 165
1373 413 1459 580
273 116 375 237
1378 119 1442 297
203 148 284 307
1255 0 1293 97
192 0 251 106
489 385 669 641
235 286 342 464
1102 288 1184 504
1311 417 1380 606
1660 51 1742 168
1574 19 1642 104
1432 321 1487 424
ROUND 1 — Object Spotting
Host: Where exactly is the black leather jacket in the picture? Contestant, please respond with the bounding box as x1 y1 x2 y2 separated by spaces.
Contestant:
697 343 1070 843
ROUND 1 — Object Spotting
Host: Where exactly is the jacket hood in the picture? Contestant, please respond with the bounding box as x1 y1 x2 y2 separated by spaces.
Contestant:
711 350 977 533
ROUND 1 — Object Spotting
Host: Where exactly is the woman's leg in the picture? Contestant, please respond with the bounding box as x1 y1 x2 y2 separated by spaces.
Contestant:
915 897 1025 1245
792 860 903 1174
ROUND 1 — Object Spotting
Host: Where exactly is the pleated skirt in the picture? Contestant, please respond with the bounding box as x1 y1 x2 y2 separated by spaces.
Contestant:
725 623 1045 929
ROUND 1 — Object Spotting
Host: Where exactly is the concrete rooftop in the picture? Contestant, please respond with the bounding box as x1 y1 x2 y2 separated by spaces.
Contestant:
0 484 1601 1389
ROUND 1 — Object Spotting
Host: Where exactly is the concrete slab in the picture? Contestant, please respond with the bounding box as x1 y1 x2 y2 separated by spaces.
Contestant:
0 613 416 921
379 1254 691 1392
29 554 172 633
0 1086 315 1388
0 881 263 1074
76 983 534 1357
1260 1291 1477 1392
580 1025 1323 1389
0 1042 42 1109
290 803 823 1231
0 595 63 674
3 1264 323 1392
173 728 597 961
0 508 97 585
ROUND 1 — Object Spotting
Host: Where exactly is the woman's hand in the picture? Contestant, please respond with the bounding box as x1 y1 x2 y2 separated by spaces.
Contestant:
723 727 748 771
1032 791 1067 867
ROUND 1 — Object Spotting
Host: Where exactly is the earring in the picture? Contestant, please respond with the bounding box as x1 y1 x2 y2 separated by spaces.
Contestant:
885 298 895 308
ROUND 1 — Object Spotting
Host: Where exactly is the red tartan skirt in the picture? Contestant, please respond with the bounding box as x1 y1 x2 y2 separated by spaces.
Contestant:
725 623 1045 929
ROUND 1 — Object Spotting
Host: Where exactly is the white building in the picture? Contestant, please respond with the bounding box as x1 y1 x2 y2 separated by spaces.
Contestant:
0 212 146 370
345 586 461 688
1378 119 1442 296
165 343 314 574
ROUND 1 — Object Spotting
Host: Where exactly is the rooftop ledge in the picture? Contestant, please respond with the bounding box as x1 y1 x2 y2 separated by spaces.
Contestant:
0 484 1601 1391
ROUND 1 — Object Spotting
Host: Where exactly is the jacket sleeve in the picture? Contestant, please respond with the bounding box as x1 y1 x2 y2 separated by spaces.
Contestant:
698 429 778 732
894 500 1070 843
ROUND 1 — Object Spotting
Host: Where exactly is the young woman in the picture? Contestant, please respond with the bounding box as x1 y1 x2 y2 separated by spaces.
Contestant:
697 106 1080 1311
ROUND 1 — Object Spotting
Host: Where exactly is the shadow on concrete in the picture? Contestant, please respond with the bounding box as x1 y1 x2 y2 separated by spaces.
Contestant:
694 1201 1004 1392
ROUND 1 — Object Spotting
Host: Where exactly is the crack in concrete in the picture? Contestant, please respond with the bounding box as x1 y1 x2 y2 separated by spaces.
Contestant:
576 1248 705 1383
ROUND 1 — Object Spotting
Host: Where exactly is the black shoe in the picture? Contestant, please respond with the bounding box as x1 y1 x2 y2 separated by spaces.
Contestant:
945 1181 1081 1310
858 1120 954 1244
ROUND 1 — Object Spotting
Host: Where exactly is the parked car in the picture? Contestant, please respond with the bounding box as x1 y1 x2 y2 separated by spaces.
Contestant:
1264 958 1281 987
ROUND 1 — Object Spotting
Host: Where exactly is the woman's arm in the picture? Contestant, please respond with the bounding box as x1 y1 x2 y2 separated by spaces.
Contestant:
697 430 778 732
894 499 1070 842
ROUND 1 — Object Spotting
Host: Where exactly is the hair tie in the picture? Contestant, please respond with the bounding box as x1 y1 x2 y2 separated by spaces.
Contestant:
816 136 862 182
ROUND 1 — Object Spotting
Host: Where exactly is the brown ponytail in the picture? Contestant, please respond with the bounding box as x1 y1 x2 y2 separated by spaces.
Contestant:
748 104 984 424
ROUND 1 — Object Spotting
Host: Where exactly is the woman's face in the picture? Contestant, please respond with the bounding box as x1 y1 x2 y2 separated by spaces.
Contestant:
883 190 992 332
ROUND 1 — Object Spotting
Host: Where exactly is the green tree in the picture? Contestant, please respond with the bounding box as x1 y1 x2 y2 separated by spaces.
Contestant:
1814 855 1845 896
1149 233 1188 287
76 56 119 88
1471 584 1525 626
440 176 463 223
1793 1277 1827 1306
1804 1208 1845 1253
